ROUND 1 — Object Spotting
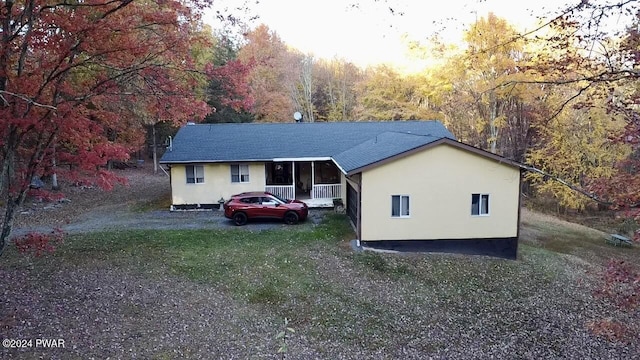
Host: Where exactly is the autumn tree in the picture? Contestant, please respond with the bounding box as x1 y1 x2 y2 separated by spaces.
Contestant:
456 13 524 153
237 24 294 122
0 0 212 256
285 54 363 122
205 58 255 123
584 11 640 226
413 13 559 164
203 30 254 124
313 58 361 121
352 65 437 120
526 98 630 211
120 24 213 173
538 3 640 337
499 1 640 227
287 53 316 122
420 49 483 145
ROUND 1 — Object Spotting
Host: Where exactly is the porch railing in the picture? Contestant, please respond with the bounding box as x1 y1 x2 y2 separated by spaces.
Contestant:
312 184 341 199
266 185 295 200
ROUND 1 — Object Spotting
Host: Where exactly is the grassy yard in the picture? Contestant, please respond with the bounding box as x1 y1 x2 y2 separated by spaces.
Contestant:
2 211 639 359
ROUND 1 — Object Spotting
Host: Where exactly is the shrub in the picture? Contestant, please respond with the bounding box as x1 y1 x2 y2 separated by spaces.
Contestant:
13 229 65 257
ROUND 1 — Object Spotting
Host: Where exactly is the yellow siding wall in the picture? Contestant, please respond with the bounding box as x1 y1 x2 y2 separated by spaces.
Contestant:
360 144 520 241
170 163 266 205
340 173 348 207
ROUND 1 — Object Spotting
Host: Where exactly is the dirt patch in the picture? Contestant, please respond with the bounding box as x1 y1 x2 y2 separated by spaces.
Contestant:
13 165 170 229
521 208 608 237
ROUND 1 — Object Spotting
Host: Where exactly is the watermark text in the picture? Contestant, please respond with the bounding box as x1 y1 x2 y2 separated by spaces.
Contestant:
2 338 65 349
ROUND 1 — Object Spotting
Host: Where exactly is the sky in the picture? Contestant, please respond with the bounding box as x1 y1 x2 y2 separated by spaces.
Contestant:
202 0 574 70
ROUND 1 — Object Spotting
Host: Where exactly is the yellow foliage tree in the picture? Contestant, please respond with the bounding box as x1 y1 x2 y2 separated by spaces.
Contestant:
526 100 630 211
424 13 544 161
352 65 439 120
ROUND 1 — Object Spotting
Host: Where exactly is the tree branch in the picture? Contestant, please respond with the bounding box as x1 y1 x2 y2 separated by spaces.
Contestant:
521 163 640 209
0 91 58 110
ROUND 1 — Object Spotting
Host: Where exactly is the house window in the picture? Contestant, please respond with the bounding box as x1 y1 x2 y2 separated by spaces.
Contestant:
231 164 250 183
391 195 410 217
186 165 204 184
471 194 490 216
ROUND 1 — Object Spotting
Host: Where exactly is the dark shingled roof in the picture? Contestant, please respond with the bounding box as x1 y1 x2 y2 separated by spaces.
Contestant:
332 131 444 173
159 120 456 173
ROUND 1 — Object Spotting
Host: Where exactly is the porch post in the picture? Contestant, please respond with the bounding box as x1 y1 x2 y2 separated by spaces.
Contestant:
291 161 296 199
311 161 315 199
264 163 268 189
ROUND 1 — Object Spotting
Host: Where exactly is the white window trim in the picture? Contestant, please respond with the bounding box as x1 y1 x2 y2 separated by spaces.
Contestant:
391 194 410 218
186 165 205 184
471 193 490 216
231 164 250 183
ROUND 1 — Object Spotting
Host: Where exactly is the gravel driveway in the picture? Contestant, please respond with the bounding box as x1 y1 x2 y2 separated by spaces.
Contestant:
13 205 329 238
10 166 328 238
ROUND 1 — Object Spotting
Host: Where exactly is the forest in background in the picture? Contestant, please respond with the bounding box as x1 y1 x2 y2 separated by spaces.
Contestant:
194 3 640 226
1 1 639 253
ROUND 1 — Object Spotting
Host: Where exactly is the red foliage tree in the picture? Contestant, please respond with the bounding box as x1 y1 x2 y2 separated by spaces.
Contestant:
237 24 295 122
0 0 213 256
207 58 255 113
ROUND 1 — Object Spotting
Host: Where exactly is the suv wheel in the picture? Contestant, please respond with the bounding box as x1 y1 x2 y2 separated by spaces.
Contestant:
284 211 299 225
233 212 248 226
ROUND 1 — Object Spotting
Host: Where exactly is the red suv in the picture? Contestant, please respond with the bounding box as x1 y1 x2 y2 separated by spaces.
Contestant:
223 191 309 226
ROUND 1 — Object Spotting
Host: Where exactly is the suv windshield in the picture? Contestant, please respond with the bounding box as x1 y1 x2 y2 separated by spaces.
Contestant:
271 193 289 204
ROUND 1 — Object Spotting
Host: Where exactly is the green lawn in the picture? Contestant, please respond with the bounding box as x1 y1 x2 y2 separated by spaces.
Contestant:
2 210 639 359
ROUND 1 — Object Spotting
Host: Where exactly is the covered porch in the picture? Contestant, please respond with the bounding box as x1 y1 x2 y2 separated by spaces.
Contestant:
265 159 342 208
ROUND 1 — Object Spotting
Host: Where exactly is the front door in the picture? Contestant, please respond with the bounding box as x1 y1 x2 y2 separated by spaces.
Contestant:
295 162 312 198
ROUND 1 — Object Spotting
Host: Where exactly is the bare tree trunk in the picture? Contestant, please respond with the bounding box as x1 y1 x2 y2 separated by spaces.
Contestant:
0 142 15 257
0 181 31 257
52 137 59 190
0 129 16 196
51 167 59 189
0 138 25 257
0 201 17 257
341 65 347 120
489 92 498 154
301 56 315 122
152 123 158 174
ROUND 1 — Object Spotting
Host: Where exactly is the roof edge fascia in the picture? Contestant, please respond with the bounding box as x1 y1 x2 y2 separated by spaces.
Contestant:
272 157 332 162
160 157 335 165
159 159 268 164
343 138 523 176
330 158 349 175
